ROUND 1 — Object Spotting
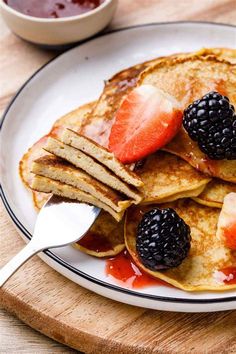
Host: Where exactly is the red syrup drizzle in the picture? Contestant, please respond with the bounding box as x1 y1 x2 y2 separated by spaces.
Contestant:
106 249 168 289
219 267 236 285
223 224 236 250
78 231 113 253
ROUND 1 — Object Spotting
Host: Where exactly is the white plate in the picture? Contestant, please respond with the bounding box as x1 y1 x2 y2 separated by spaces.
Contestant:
1 22 236 312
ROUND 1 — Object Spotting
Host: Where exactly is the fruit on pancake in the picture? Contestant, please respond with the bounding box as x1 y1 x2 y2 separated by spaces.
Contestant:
125 200 236 291
183 91 236 160
108 85 183 163
139 55 236 182
216 193 236 249
136 208 191 270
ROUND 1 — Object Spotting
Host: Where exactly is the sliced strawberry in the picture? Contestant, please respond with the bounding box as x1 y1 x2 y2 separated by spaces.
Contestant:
216 193 236 249
108 84 183 163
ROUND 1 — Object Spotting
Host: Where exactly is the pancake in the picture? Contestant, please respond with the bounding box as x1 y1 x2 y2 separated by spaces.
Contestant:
198 48 236 63
20 102 95 190
62 128 143 187
23 113 211 213
139 54 236 182
32 191 49 210
32 155 132 213
125 199 236 291
193 180 236 208
74 211 125 257
136 151 211 204
44 137 142 203
80 48 236 148
31 175 125 221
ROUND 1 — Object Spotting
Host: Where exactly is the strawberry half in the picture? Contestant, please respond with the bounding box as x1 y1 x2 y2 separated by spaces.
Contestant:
217 193 236 249
108 84 183 164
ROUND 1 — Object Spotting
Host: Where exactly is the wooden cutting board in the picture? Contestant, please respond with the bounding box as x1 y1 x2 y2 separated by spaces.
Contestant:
1 1 236 353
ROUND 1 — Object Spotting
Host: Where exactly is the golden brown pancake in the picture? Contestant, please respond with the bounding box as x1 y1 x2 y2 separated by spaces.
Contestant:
139 54 236 182
44 137 142 203
80 48 236 148
125 199 236 291
193 180 236 208
19 102 95 190
62 129 143 187
135 151 211 204
32 155 132 213
31 175 125 221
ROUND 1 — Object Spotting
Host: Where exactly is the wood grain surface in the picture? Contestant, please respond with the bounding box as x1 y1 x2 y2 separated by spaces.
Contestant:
1 1 236 353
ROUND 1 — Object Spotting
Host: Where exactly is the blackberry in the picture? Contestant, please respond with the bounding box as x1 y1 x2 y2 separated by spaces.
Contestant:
136 208 191 270
183 91 236 160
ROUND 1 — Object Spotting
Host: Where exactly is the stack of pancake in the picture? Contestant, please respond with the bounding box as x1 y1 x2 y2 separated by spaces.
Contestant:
19 48 236 290
31 130 143 222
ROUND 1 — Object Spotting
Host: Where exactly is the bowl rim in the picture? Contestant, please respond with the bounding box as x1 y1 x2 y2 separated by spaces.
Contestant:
0 0 114 23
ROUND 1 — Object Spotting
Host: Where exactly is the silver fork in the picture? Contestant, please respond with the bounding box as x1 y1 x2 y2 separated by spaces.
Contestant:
0 196 100 287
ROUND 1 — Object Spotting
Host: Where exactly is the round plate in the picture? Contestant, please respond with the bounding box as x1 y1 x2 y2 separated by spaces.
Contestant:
1 22 236 312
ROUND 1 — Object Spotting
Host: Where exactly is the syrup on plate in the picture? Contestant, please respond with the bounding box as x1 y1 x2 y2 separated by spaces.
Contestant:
78 231 113 253
106 250 167 289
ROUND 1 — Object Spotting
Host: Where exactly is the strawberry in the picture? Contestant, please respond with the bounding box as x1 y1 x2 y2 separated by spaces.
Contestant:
108 85 183 164
217 193 236 249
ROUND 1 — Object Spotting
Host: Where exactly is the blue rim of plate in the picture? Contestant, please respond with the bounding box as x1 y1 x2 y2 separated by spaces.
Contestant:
1 21 236 305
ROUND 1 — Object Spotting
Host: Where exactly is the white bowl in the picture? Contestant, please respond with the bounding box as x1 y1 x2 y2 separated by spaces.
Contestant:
0 0 117 46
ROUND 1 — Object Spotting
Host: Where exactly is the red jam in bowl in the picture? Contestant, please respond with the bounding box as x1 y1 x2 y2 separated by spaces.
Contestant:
4 0 105 19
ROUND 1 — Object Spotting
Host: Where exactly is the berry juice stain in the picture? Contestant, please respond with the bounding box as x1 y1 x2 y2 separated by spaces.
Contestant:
4 0 105 19
219 267 236 285
78 231 112 253
106 250 167 289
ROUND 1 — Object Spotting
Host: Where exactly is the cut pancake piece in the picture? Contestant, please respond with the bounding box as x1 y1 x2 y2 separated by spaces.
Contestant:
33 191 50 210
31 175 124 222
62 128 143 187
135 151 211 204
44 137 142 203
74 211 125 257
31 155 132 213
19 102 96 212
125 200 236 291
19 102 95 189
193 180 236 208
139 54 236 182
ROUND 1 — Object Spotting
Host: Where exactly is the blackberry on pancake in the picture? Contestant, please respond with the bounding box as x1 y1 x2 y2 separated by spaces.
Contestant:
183 91 236 160
136 208 191 270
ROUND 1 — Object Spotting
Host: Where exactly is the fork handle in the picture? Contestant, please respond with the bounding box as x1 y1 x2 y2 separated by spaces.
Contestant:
0 242 39 287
